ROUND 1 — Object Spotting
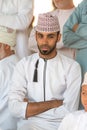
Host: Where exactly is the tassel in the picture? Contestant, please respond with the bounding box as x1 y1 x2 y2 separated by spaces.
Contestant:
33 60 39 82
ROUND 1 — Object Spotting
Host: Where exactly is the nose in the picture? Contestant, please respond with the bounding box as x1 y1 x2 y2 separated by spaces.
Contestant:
42 37 48 44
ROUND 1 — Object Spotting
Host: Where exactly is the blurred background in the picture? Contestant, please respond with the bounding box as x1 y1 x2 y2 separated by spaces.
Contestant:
33 0 83 26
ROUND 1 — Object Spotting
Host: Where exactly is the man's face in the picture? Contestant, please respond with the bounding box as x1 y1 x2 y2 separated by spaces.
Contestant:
0 43 11 60
81 85 87 111
0 43 6 60
36 31 59 58
0 43 5 52
53 0 72 9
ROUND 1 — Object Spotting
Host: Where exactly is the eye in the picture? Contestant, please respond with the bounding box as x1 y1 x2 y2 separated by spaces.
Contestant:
37 34 43 38
82 92 87 96
48 35 54 38
48 34 55 39
82 92 85 95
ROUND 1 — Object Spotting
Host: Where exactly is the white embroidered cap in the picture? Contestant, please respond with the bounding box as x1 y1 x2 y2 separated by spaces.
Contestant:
82 72 87 85
35 13 60 32
0 25 16 47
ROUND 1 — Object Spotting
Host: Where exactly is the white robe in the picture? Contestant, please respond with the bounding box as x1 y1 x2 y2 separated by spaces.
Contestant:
9 52 81 130
0 0 33 59
0 55 18 130
28 8 75 58
58 110 87 130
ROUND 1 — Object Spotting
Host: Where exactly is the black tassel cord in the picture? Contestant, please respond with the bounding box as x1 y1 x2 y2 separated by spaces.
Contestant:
33 59 39 82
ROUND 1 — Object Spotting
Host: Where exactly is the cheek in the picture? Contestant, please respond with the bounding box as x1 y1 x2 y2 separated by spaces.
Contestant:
0 44 2 48
81 95 85 104
37 40 42 45
81 96 87 105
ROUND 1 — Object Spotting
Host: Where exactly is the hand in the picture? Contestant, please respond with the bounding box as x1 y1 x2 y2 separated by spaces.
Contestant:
72 23 79 32
24 98 28 102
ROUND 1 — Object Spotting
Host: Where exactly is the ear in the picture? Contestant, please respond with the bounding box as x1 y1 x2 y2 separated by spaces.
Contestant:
57 33 61 42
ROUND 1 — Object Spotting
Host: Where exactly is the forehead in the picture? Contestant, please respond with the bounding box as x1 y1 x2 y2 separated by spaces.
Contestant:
0 43 3 46
82 85 87 91
53 0 64 2
36 31 57 35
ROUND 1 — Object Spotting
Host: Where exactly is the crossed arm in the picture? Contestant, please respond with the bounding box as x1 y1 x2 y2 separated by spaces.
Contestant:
25 100 63 118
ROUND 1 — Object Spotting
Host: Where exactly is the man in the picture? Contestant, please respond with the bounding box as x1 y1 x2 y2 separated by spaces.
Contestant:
0 0 33 59
58 72 87 130
63 0 87 78
0 26 18 130
28 0 75 59
9 13 81 130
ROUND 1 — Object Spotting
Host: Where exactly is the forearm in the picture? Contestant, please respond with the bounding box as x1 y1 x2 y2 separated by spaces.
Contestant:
63 27 81 49
26 100 63 118
63 24 87 49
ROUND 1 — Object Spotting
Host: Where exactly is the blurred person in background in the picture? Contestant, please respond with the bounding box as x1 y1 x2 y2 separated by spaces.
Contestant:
58 72 87 130
0 25 18 130
63 0 87 109
63 0 87 78
0 0 33 59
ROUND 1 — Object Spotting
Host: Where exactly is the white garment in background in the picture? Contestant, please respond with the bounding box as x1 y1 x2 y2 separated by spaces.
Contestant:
28 8 75 58
0 55 18 130
58 110 87 130
9 52 81 130
0 0 33 59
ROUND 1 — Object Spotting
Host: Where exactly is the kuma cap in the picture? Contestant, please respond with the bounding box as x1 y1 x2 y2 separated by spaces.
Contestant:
35 13 60 32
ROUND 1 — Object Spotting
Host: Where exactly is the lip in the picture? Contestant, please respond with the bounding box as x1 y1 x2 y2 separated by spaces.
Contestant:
41 47 49 50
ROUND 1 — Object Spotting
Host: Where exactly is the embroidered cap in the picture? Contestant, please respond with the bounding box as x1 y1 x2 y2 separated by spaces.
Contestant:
35 13 60 32
0 25 16 47
82 72 87 85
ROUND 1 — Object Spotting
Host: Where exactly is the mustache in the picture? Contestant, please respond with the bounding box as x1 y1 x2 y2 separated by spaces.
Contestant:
39 44 50 48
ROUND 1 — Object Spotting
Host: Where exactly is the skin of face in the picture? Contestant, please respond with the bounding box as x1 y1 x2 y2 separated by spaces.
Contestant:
0 43 6 59
0 43 12 60
81 85 87 111
36 31 60 59
53 0 74 9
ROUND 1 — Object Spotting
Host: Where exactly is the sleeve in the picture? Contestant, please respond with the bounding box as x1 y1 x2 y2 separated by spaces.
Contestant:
0 70 5 96
0 0 33 30
63 3 87 49
8 59 28 119
0 69 4 83
0 68 11 110
54 61 81 119
0 70 9 111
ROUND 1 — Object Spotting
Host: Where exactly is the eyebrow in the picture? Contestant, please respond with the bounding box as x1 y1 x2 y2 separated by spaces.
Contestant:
47 33 57 36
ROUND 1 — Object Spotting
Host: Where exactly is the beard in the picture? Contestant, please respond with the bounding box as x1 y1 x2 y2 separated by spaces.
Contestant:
37 43 56 55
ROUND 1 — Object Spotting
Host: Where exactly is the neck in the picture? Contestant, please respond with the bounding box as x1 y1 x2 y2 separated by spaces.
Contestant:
56 1 75 10
60 4 75 10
